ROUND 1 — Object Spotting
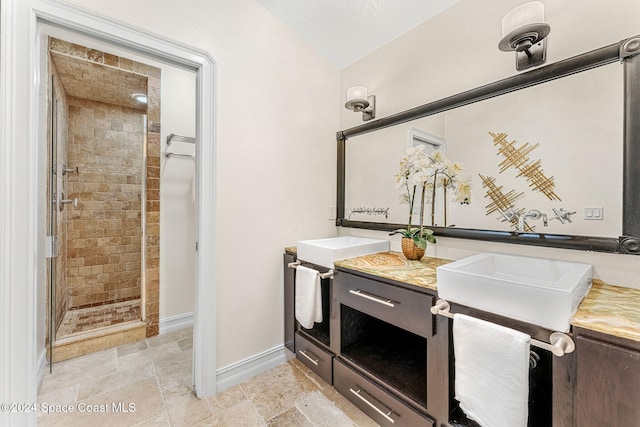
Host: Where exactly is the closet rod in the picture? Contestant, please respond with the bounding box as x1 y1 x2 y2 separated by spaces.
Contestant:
165 152 193 159
430 299 576 357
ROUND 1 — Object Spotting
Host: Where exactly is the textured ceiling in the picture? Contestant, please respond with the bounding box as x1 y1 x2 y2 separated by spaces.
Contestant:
50 51 148 111
256 0 461 67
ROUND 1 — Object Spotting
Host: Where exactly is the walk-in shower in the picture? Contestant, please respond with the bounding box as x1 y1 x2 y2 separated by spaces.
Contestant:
46 37 161 364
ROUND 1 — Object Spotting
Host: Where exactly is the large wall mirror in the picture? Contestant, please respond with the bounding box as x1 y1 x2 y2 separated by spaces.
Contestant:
337 36 640 255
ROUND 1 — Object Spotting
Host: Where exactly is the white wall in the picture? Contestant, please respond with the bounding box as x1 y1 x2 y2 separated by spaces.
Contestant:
340 0 640 289
159 65 197 321
63 0 340 367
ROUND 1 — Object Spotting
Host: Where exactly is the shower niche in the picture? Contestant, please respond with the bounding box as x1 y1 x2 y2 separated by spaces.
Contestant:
45 37 162 362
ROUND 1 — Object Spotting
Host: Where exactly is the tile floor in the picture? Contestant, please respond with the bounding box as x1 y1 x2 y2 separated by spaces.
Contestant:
57 300 141 337
37 327 379 426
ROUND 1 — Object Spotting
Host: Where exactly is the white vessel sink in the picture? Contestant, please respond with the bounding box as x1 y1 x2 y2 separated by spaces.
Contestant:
296 236 389 268
436 252 592 331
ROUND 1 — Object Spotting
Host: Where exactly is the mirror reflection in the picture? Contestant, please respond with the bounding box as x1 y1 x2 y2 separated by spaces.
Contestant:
345 62 623 237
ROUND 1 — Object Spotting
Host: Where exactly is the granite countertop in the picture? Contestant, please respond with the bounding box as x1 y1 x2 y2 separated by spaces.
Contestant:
572 280 640 342
334 251 450 291
330 251 640 343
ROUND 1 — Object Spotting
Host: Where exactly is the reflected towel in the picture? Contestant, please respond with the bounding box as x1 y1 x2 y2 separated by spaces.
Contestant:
295 265 322 329
453 313 530 427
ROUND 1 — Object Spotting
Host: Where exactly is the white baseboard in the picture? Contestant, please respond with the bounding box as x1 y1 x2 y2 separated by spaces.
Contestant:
37 348 48 385
216 345 289 393
159 312 194 334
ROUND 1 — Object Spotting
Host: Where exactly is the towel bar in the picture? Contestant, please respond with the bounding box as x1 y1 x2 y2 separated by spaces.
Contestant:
287 260 334 279
430 298 575 356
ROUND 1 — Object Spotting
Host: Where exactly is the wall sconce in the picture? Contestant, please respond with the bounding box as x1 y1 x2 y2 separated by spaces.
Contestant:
498 1 550 71
345 86 376 121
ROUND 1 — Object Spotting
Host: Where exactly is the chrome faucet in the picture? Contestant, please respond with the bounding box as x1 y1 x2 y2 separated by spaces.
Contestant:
518 209 548 232
500 208 519 222
551 207 576 224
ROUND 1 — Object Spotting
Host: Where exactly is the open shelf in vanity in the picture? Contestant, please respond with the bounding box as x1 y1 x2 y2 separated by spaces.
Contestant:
340 305 427 406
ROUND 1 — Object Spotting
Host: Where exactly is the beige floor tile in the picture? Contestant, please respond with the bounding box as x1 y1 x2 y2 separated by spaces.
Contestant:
37 326 378 427
297 392 356 427
117 340 181 371
289 358 331 391
77 361 155 400
196 415 220 426
177 336 193 351
37 383 79 417
321 388 380 427
146 328 192 348
117 339 149 358
153 350 193 401
38 378 164 427
83 377 165 426
266 407 313 426
240 362 319 421
165 391 213 427
215 400 265 427
210 385 247 410
39 348 118 395
130 411 171 426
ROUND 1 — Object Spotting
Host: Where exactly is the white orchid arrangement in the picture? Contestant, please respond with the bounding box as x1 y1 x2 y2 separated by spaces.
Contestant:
390 145 472 248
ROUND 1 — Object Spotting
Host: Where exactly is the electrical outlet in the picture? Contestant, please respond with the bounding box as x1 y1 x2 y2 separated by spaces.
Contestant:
584 206 604 220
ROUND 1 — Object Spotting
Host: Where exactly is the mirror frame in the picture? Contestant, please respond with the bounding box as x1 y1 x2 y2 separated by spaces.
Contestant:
336 36 640 255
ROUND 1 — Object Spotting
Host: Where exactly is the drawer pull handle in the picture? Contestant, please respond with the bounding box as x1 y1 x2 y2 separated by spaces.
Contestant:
349 387 395 424
349 289 397 307
298 349 320 366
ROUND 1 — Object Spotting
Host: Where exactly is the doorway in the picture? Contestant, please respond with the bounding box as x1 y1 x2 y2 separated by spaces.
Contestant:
45 37 159 365
24 3 218 399
1 4 216 422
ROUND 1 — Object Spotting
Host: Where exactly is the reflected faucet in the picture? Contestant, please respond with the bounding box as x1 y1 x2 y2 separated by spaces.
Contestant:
551 207 576 224
518 209 548 232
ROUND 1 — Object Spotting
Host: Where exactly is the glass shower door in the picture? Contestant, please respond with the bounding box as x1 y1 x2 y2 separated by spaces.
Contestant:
46 76 58 373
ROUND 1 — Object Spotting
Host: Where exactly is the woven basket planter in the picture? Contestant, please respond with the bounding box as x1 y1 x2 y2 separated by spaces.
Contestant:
401 237 425 261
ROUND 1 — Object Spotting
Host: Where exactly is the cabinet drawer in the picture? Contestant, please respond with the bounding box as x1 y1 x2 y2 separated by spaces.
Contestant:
295 332 333 385
334 359 434 427
334 272 434 338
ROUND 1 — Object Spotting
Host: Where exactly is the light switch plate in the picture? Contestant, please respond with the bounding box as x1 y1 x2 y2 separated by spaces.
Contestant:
584 206 604 220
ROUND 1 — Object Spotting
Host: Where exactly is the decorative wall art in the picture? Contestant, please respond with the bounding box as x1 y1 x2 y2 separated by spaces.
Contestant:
489 131 561 201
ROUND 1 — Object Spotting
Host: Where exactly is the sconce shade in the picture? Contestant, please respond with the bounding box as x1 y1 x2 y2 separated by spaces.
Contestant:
499 1 550 71
345 85 376 121
499 1 550 52
345 86 370 110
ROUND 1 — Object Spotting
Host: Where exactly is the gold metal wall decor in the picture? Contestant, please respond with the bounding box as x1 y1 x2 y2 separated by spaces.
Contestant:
479 174 533 231
489 131 561 201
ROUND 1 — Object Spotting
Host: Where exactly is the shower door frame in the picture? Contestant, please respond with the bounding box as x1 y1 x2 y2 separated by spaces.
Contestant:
46 63 150 343
0 2 218 422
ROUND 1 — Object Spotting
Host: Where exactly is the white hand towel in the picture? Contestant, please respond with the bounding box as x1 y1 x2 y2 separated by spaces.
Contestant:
295 265 322 329
453 313 530 427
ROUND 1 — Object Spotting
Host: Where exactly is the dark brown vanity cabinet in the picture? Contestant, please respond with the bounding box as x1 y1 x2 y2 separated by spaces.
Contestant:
283 252 335 385
331 270 447 427
574 327 640 427
283 253 296 353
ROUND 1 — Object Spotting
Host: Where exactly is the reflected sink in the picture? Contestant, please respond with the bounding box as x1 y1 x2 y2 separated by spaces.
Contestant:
297 236 389 268
436 253 592 331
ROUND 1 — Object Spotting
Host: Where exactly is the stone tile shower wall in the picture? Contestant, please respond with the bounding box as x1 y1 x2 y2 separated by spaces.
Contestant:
66 98 144 309
50 38 161 338
146 69 161 338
